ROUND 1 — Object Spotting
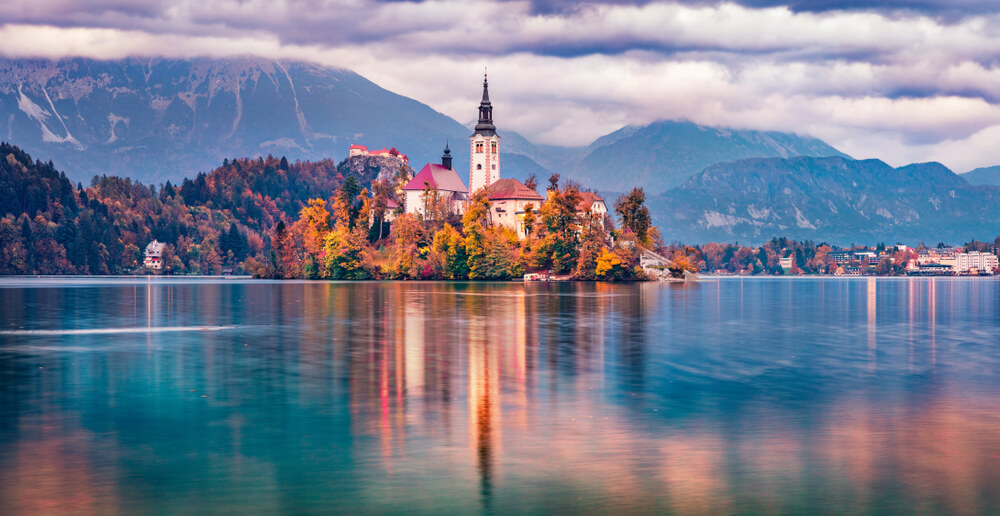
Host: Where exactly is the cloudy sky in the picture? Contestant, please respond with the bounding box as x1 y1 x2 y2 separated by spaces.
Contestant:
3 0 1000 171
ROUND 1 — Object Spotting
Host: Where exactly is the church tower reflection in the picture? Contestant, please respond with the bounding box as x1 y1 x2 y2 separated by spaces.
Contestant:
467 291 500 512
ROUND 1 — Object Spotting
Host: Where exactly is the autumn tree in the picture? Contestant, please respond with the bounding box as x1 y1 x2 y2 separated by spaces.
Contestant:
370 179 392 241
575 211 609 280
595 247 629 280
524 174 538 192
386 212 425 278
463 189 493 279
535 186 582 274
432 223 469 279
615 187 652 247
293 198 331 259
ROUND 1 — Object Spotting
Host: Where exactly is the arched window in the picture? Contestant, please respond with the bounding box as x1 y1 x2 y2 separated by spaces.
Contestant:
491 142 497 153
475 142 484 153
491 164 496 170
477 164 482 170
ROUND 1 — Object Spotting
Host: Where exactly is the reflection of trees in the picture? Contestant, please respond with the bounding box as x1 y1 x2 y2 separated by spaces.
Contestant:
7 279 1000 513
617 284 647 397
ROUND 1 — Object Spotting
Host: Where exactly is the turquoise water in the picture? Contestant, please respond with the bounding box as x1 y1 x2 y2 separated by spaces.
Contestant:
1 277 999 514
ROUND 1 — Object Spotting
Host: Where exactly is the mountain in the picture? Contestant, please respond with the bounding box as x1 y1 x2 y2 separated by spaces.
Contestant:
961 166 1000 186
649 156 1000 244
566 121 849 194
0 57 549 185
2 57 848 196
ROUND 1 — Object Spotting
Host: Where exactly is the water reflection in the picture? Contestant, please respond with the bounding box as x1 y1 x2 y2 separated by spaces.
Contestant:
1 278 1000 514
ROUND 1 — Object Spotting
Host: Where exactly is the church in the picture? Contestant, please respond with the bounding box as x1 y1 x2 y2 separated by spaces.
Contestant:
402 73 544 238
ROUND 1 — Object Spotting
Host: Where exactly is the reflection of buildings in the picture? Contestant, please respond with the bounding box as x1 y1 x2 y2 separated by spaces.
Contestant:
867 277 877 370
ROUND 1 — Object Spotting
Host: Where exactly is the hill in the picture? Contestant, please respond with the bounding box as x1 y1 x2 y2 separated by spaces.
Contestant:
0 142 372 274
566 121 849 194
961 166 1000 186
649 156 1000 245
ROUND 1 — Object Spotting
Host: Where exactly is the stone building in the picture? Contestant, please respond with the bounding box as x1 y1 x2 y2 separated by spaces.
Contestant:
486 179 544 239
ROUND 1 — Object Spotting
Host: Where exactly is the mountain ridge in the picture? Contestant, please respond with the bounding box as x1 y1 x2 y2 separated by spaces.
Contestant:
961 165 1000 186
565 120 850 194
1 57 847 194
649 155 1000 245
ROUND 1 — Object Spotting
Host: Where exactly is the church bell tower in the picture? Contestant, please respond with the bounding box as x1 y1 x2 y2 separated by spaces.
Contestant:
469 72 500 193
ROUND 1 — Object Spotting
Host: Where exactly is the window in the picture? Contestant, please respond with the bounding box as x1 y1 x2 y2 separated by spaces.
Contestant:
475 142 484 153
477 164 482 170
491 142 497 153
491 164 496 170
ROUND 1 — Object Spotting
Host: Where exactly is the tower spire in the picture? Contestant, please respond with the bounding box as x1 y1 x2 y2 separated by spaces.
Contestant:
474 69 496 136
482 68 490 102
441 140 453 169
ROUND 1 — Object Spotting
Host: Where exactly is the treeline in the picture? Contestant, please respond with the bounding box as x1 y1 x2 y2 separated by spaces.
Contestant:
662 237 1000 275
6 140 997 279
0 143 369 275
245 175 653 281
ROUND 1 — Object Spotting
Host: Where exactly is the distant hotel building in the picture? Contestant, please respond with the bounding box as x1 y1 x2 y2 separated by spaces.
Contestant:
955 252 998 274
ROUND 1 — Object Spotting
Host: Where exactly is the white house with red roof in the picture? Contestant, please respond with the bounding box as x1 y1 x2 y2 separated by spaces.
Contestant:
575 191 608 228
486 178 544 239
402 143 469 218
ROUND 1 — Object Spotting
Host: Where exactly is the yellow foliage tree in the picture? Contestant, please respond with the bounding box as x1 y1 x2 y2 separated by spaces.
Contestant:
595 247 625 279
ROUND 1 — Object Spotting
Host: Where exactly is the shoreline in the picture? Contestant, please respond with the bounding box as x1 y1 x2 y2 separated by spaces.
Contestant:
0 274 996 283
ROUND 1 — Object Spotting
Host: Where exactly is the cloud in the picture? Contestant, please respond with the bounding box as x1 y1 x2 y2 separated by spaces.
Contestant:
2 0 1000 171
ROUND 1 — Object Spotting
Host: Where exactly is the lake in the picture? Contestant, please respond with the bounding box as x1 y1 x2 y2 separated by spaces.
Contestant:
1 277 999 514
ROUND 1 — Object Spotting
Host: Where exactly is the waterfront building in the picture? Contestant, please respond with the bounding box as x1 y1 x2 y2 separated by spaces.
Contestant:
144 240 165 270
955 251 998 274
486 178 545 239
828 250 852 265
469 73 500 194
402 143 469 219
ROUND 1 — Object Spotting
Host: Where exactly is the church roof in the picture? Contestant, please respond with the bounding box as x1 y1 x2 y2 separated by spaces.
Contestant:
486 179 544 201
403 163 469 193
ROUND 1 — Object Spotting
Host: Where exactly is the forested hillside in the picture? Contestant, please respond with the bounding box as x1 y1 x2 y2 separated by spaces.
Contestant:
0 142 370 274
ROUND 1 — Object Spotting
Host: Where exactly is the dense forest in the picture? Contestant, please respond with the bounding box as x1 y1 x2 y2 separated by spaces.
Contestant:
2 141 997 278
0 142 372 274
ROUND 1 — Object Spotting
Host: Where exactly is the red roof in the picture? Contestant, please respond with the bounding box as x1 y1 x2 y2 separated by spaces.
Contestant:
576 191 605 211
387 199 400 208
403 164 469 193
350 144 368 151
486 179 544 201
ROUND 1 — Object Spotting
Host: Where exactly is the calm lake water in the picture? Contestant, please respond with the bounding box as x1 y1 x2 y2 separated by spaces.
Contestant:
1 277 1000 514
